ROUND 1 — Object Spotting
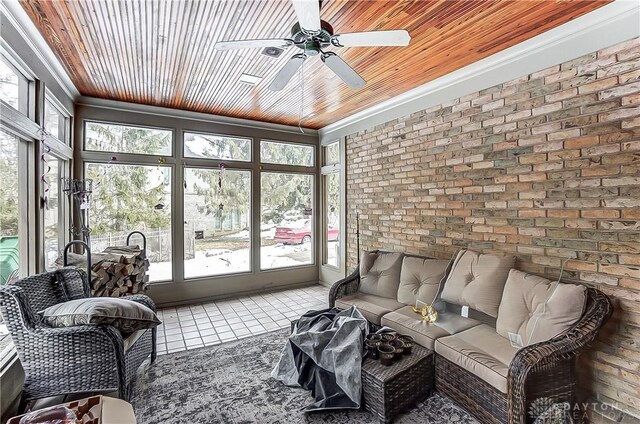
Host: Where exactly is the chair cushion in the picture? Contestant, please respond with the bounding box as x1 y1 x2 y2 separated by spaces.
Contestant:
440 249 515 318
397 257 450 306
496 269 586 346
359 252 404 299
381 305 481 350
40 297 161 334
335 293 404 325
360 251 378 275
435 324 519 393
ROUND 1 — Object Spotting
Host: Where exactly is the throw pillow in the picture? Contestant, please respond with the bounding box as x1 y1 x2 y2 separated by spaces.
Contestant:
496 269 586 346
440 249 515 317
397 257 450 306
40 297 161 334
359 252 404 299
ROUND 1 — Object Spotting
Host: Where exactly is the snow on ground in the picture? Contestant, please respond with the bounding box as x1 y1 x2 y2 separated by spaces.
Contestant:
148 226 339 281
148 240 340 281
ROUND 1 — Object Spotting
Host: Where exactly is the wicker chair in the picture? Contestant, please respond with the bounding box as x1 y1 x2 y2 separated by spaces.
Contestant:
329 256 613 424
0 268 157 404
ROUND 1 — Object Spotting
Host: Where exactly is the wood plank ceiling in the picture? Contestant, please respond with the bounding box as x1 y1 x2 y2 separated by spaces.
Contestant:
20 0 609 129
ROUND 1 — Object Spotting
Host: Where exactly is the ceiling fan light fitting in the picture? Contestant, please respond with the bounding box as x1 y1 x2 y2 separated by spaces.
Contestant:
261 46 284 58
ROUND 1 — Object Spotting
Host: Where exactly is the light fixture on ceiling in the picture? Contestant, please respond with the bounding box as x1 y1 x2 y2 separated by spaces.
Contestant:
238 73 262 85
262 46 284 58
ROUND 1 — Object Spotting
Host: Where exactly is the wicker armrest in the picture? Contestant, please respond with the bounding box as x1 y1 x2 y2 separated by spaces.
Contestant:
126 294 157 312
0 285 40 330
328 267 361 308
507 288 613 423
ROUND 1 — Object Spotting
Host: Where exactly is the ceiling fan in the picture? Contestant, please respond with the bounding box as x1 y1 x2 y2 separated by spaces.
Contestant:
214 0 411 91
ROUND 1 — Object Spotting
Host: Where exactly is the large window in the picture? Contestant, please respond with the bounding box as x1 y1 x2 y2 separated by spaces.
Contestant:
261 172 314 269
0 49 72 369
86 163 172 282
260 140 314 167
184 132 251 162
80 117 318 288
85 122 172 156
184 168 251 278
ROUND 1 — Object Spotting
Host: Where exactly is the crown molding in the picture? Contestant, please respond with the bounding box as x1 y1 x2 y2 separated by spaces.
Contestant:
0 0 80 100
319 0 640 140
76 96 319 136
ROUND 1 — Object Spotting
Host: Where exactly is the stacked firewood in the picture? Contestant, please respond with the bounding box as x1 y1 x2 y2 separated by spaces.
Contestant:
58 245 150 297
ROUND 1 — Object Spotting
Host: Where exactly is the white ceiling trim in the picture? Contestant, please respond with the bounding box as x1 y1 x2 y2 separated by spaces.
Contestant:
76 96 319 136
319 0 640 140
1 0 80 100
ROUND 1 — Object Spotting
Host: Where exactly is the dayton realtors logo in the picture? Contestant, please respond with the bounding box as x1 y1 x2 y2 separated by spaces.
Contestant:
529 397 621 423
529 397 573 423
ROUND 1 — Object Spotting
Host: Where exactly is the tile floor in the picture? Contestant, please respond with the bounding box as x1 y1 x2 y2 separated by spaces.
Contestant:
155 284 329 355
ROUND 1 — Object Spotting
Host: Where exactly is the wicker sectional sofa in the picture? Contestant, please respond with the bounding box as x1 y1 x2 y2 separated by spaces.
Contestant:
329 249 612 424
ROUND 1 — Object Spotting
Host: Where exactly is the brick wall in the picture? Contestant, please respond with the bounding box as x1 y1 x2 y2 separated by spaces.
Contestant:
345 38 640 420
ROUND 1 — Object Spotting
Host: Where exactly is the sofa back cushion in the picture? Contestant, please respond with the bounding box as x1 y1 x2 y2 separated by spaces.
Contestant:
359 251 404 299
496 269 586 346
397 257 450 306
440 249 515 318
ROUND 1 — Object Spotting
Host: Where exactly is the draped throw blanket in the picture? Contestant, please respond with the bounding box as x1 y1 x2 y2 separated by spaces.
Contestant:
271 306 369 411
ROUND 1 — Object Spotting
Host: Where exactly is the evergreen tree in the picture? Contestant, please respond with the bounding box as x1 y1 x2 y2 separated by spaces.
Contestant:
86 124 171 234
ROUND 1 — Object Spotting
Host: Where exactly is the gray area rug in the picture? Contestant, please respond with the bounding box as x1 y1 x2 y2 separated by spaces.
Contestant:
132 329 477 424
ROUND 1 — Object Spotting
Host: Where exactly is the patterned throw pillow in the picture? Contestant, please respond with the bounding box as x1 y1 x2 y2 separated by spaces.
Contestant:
40 297 161 334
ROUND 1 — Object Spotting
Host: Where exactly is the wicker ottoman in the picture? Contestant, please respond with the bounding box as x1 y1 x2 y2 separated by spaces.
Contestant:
362 344 434 423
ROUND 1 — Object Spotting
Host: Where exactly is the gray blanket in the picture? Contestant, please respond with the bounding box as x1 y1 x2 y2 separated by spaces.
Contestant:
271 306 369 411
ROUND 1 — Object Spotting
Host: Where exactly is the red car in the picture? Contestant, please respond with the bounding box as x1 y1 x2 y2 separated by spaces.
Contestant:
275 220 339 244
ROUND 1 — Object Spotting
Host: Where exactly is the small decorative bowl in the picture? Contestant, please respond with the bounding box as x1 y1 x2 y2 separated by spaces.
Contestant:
390 339 404 360
366 333 382 343
366 339 381 359
381 333 397 342
398 335 414 355
378 343 395 366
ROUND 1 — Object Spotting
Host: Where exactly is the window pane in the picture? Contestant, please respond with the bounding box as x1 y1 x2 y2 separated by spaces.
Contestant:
261 172 313 269
324 142 339 166
184 132 251 162
325 173 340 268
260 140 313 167
44 100 61 140
85 122 172 156
184 168 251 278
86 163 172 282
0 130 20 284
0 59 20 111
44 155 60 271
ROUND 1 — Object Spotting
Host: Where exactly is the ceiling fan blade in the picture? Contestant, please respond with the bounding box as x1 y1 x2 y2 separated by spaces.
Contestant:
269 54 306 91
332 30 411 47
321 52 365 89
292 0 321 32
214 38 294 51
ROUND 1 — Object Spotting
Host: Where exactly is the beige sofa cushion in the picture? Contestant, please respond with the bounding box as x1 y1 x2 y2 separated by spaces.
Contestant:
435 324 519 393
359 252 404 299
360 251 378 275
496 269 587 346
335 293 404 325
381 305 480 350
397 257 450 306
440 249 515 317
